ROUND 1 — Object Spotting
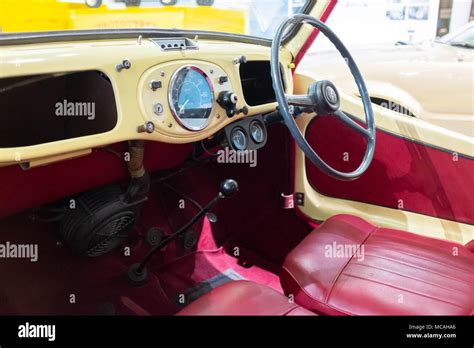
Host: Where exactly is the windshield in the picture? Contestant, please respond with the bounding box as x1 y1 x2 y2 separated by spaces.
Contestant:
438 23 474 48
0 0 310 39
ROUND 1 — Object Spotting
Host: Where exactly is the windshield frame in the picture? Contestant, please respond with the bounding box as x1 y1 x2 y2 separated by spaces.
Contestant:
0 0 316 46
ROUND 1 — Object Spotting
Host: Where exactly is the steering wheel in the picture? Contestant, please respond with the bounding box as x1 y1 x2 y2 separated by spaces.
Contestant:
271 14 376 181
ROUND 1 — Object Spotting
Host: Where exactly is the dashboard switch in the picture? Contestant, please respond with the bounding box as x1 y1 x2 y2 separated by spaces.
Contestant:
150 80 162 91
238 106 249 115
217 91 238 117
218 75 229 84
153 103 164 116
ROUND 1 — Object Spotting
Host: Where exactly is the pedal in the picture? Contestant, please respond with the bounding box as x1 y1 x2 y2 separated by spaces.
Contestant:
145 227 163 247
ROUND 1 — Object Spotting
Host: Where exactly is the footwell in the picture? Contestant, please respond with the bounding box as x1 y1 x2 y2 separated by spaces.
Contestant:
178 268 246 306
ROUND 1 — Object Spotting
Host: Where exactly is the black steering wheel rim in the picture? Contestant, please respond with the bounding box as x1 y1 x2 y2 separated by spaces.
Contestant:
271 14 376 181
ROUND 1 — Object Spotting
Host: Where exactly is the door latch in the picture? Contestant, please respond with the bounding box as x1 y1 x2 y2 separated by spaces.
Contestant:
281 192 304 209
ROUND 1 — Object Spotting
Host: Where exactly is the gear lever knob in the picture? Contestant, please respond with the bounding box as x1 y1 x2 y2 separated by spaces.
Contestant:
219 179 239 198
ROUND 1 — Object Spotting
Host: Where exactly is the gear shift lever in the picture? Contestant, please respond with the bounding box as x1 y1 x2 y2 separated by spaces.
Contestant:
128 179 239 285
219 179 239 198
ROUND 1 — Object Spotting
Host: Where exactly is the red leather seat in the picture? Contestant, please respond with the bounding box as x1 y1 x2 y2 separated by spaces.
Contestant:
177 280 315 316
281 215 474 316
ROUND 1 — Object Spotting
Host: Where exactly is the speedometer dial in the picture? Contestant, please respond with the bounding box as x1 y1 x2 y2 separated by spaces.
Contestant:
169 66 214 131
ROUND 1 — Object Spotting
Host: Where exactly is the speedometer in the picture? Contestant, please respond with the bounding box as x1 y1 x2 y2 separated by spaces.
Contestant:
169 66 214 131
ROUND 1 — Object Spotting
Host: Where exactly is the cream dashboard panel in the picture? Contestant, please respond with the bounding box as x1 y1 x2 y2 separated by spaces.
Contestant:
139 61 231 140
0 38 294 165
138 59 287 143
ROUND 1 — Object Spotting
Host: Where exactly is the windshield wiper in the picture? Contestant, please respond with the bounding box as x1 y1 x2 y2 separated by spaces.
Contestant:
448 41 474 49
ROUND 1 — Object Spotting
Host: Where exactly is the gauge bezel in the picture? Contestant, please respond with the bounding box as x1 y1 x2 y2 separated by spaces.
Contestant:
168 65 215 131
230 127 248 151
249 120 266 144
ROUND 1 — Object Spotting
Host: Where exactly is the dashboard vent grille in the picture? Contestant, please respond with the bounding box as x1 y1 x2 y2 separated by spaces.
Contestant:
150 38 198 51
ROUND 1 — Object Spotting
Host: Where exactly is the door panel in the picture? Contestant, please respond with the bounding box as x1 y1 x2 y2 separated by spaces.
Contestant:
305 115 474 225
292 71 474 244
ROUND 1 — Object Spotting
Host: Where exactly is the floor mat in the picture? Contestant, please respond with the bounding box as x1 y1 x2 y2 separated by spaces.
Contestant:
152 248 282 310
0 212 282 315
178 268 245 306
0 214 176 315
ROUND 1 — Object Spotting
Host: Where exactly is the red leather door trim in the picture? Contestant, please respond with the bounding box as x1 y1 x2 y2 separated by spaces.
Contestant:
305 116 474 225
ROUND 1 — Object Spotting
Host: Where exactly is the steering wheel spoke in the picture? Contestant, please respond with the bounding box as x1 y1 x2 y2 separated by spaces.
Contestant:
332 110 371 138
286 94 315 108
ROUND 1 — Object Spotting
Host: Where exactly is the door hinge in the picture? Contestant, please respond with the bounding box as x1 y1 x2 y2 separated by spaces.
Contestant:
281 192 305 209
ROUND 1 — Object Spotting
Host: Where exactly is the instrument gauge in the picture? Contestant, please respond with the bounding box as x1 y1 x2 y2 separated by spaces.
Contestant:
230 128 248 151
249 120 265 144
169 66 214 131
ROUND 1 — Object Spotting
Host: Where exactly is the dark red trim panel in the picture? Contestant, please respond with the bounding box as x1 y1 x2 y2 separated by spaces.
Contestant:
305 116 474 225
0 142 192 219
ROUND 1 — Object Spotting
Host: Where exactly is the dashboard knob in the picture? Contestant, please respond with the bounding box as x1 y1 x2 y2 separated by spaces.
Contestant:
217 91 239 117
116 59 131 72
219 179 239 198
229 93 238 104
137 121 155 134
233 56 247 65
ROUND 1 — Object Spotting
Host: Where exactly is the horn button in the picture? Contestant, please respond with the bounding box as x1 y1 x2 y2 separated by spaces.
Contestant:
308 80 340 114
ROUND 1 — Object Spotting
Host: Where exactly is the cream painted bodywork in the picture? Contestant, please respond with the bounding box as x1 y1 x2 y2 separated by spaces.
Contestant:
293 71 474 244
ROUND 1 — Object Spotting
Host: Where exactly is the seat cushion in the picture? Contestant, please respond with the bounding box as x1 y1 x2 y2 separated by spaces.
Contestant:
281 214 474 316
177 280 315 316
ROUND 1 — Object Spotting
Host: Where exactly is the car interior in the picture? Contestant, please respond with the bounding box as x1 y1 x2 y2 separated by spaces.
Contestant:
0 0 473 316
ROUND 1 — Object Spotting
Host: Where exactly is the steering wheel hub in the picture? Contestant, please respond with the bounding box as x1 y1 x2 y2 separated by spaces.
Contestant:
324 84 338 106
308 80 340 114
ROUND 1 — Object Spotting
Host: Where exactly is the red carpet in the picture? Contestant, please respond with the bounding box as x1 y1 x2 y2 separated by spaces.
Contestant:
150 217 282 311
0 214 282 315
0 124 313 315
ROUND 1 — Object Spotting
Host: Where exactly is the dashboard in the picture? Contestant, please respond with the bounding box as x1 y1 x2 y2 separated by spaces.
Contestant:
139 58 288 142
140 60 239 137
0 37 294 167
